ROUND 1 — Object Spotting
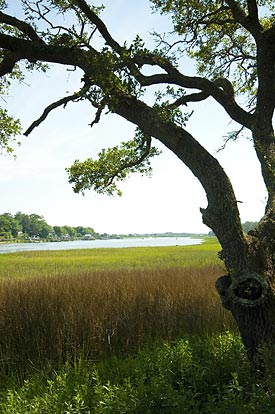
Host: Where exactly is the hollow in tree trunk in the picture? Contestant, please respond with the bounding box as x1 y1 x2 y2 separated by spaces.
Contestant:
215 210 275 363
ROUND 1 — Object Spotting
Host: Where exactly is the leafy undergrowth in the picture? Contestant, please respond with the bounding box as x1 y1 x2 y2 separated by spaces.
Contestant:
1 332 275 414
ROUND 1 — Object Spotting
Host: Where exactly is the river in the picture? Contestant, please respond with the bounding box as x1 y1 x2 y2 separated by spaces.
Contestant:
0 237 202 254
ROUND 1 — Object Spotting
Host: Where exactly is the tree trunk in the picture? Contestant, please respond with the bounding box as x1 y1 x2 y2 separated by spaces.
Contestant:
216 216 275 363
216 272 275 361
113 93 275 361
213 107 275 363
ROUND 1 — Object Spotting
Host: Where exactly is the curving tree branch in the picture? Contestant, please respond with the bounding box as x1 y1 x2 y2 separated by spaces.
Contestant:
0 11 43 42
74 0 123 54
24 87 89 136
137 68 253 129
167 91 209 109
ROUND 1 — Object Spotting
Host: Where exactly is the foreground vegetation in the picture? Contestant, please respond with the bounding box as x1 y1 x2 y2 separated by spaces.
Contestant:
0 239 229 369
0 333 275 414
1 333 275 413
0 240 274 412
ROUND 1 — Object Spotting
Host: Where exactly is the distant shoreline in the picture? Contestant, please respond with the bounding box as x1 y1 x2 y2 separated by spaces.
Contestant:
0 232 207 245
0 236 204 254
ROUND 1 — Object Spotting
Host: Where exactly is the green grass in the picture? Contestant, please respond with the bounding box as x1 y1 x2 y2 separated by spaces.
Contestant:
0 238 221 279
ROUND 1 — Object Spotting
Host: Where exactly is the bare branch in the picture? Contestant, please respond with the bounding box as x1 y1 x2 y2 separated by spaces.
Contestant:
152 32 185 53
135 64 253 129
217 125 246 152
24 88 88 136
214 77 235 99
0 32 93 72
74 0 123 53
167 91 209 109
89 105 104 128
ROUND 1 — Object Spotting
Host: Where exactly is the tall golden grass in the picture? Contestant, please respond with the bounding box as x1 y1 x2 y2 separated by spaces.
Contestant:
0 262 235 371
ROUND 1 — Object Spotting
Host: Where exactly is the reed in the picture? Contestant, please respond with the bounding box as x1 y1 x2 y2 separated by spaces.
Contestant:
0 257 235 372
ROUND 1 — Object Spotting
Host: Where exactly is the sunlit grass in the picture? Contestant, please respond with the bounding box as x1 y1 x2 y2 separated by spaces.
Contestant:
0 238 221 279
0 265 234 369
0 238 237 373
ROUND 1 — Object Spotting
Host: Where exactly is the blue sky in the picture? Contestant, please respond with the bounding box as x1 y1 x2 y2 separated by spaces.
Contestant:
0 0 267 234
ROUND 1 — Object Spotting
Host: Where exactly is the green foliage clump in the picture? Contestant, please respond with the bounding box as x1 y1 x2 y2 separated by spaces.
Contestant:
67 129 161 196
150 0 274 95
1 333 275 413
0 108 21 155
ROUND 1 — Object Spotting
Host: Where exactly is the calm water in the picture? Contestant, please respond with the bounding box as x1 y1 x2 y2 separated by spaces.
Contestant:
0 237 202 254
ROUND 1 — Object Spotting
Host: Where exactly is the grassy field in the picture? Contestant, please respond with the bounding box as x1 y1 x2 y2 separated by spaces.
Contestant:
0 239 274 413
0 238 234 369
0 238 220 278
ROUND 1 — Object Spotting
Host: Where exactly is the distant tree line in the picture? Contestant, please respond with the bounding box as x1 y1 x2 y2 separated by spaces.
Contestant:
0 212 98 242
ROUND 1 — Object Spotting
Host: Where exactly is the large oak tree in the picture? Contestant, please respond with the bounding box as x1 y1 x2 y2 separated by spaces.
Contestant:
1 0 275 360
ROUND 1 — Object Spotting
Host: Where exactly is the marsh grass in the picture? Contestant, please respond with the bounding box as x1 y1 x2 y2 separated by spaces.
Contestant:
0 262 235 372
0 240 236 373
0 241 220 279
